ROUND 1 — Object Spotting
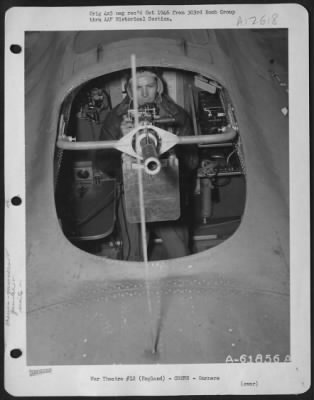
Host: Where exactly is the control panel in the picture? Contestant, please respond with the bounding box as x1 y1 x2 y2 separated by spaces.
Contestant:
198 91 228 135
197 89 244 178
197 146 243 178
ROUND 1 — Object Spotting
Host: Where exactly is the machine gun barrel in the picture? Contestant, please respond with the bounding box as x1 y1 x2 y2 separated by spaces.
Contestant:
139 137 161 175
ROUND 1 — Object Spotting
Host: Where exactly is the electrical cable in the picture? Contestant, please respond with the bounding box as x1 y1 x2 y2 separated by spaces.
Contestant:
226 148 237 165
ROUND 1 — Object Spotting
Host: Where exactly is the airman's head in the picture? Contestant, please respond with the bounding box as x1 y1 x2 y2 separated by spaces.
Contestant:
126 69 163 106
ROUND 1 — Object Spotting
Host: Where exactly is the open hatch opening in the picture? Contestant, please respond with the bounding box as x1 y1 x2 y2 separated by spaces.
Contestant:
54 67 246 261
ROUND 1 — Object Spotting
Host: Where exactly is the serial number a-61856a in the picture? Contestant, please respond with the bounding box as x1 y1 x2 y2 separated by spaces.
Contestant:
225 354 291 363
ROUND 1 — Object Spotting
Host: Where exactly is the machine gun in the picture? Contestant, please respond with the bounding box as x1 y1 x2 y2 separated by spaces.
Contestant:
57 112 237 224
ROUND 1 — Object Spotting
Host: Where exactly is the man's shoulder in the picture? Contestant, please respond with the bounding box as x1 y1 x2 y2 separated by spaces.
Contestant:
109 97 129 118
100 98 129 139
160 94 188 117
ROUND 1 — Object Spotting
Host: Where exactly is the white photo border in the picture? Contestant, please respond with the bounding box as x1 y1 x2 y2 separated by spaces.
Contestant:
4 3 310 396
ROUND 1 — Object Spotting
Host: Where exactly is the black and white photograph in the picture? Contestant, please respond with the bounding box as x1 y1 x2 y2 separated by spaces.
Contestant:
4 4 310 396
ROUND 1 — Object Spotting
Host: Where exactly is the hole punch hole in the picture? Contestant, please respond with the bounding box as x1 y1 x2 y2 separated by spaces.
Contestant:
10 349 22 358
11 196 22 206
10 44 22 54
